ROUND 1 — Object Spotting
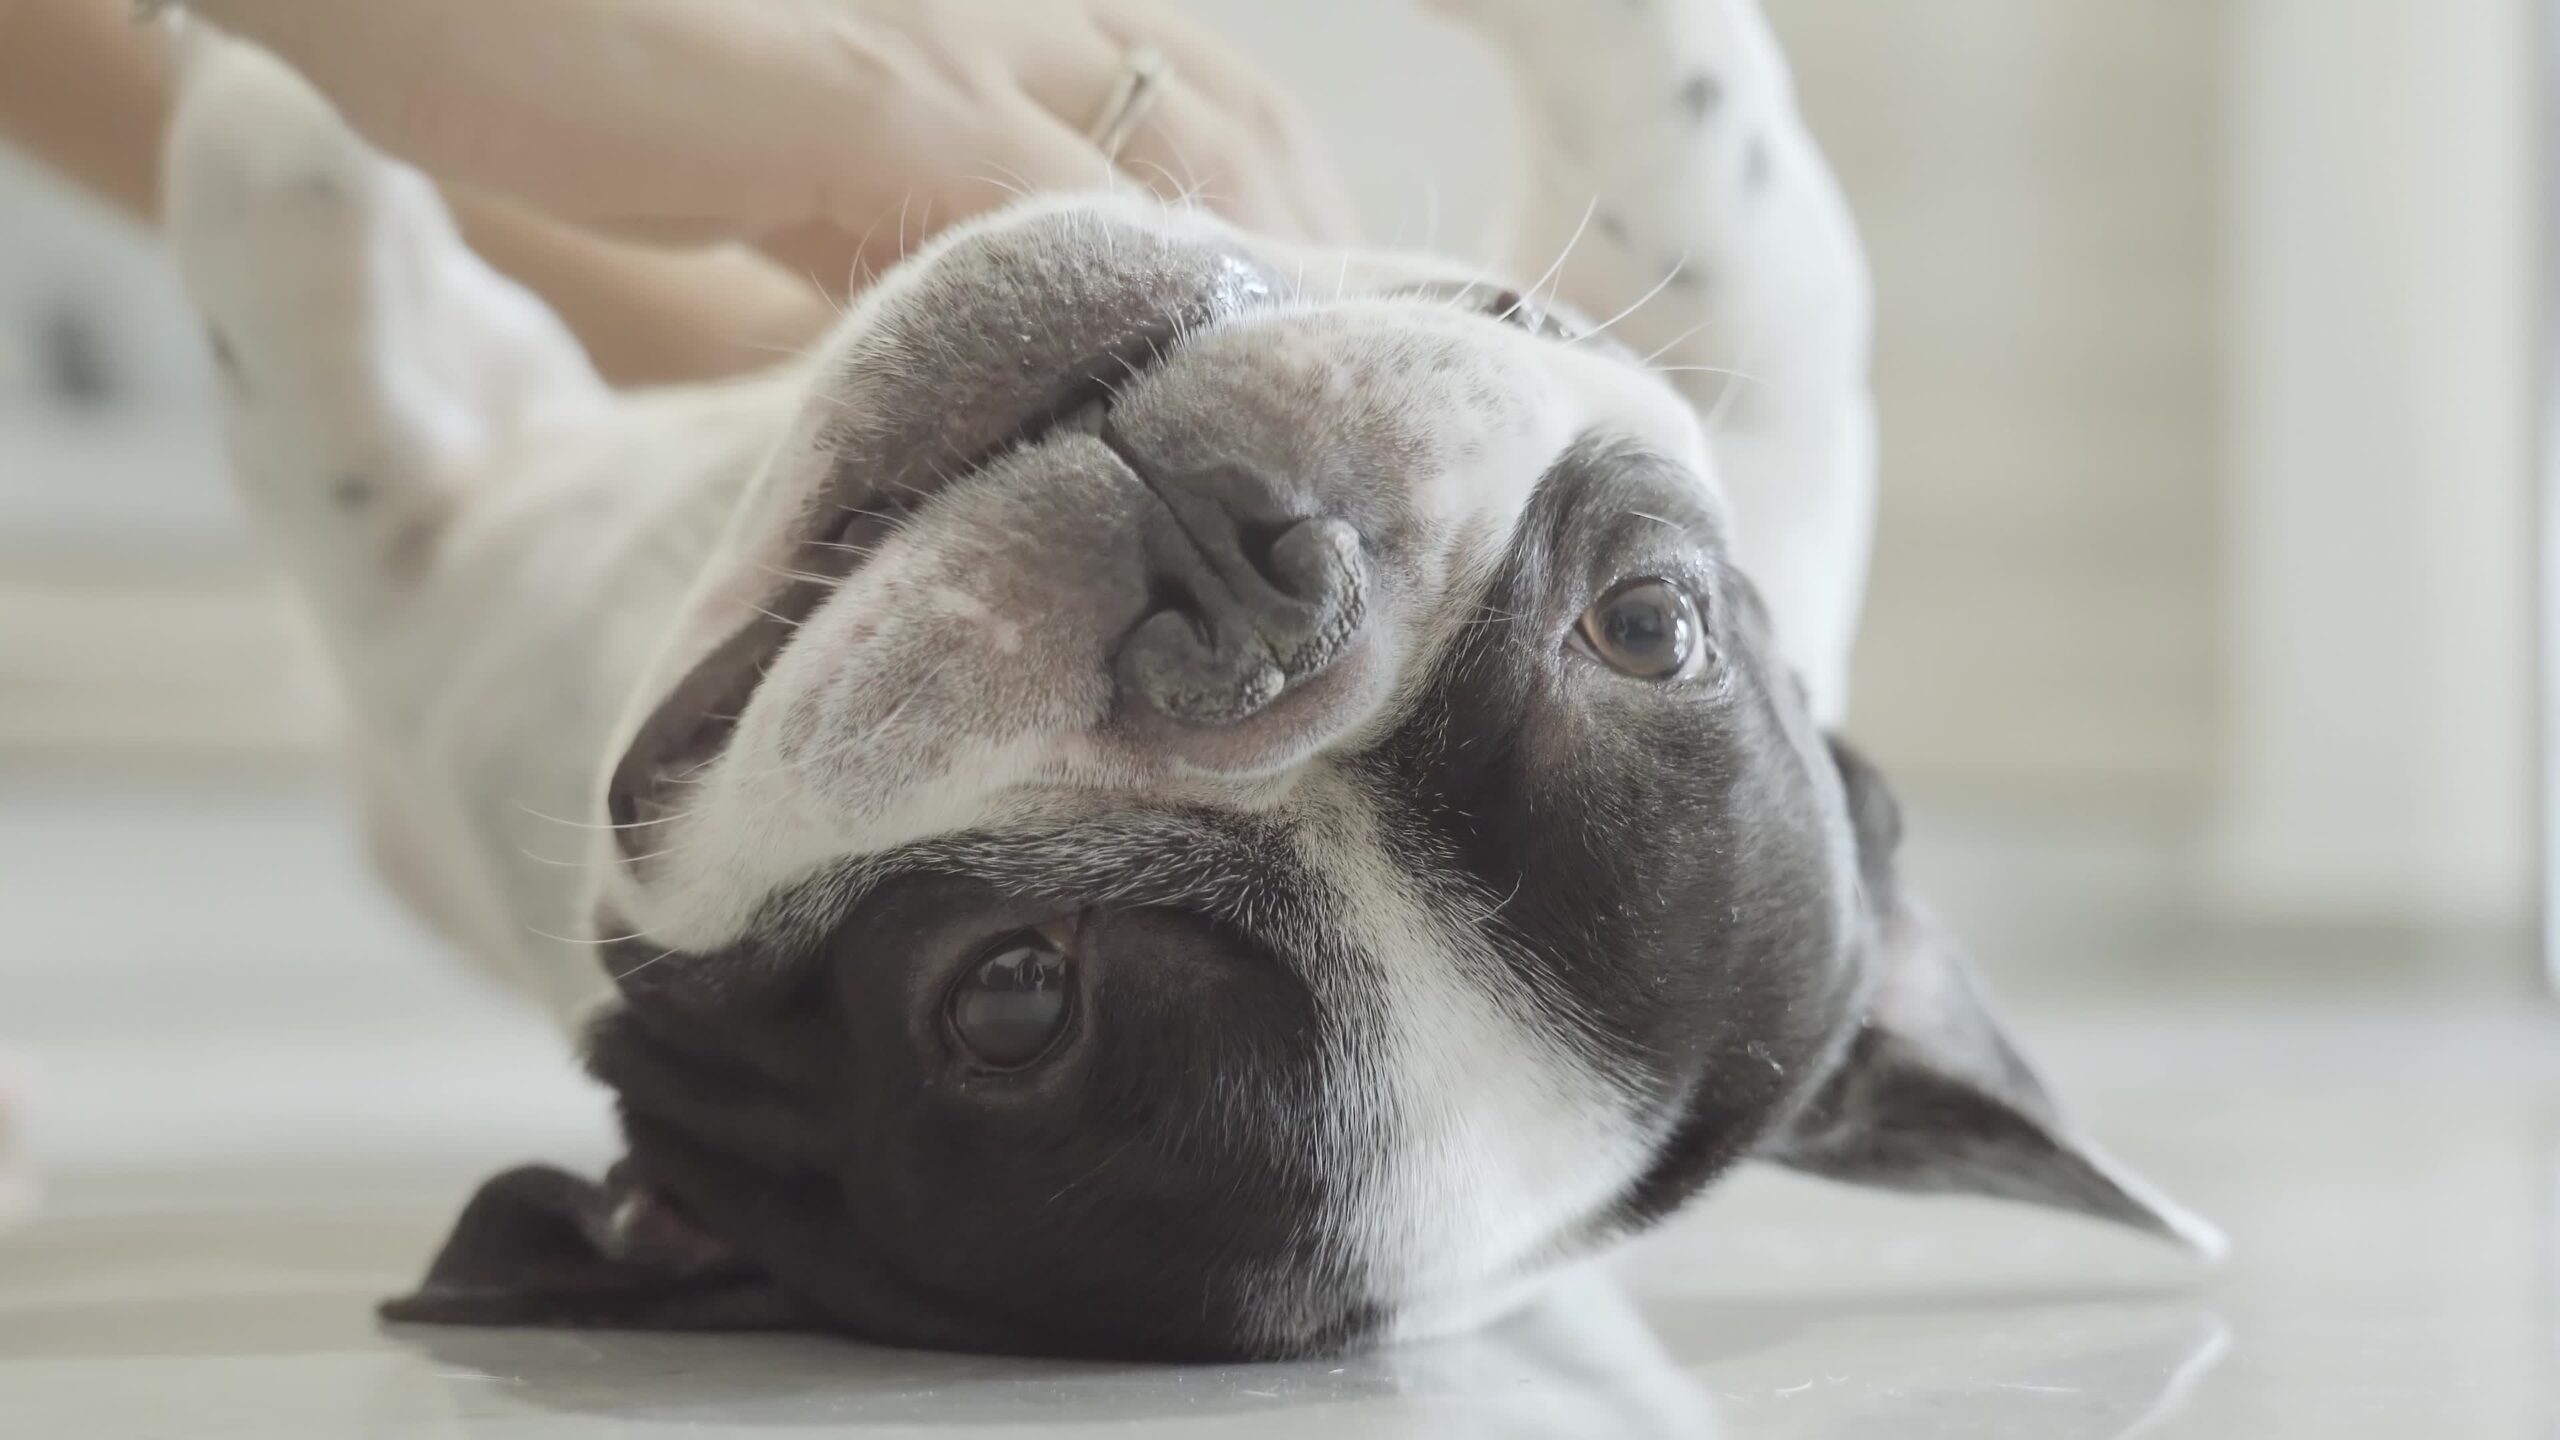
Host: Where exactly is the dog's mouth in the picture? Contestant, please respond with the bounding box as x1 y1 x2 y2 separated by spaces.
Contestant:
797 242 1281 589
605 236 1281 843
806 311 1199 578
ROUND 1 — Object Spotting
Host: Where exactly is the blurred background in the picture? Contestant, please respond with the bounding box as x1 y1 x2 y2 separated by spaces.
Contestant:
0 3 2550 1432
4 0 2538 1001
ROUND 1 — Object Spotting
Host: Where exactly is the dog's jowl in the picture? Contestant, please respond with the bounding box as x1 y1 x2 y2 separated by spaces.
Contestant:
165 0 2219 1360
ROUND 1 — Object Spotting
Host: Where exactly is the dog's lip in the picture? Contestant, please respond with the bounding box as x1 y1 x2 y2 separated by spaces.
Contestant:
603 328 1189 843
605 247 1279 846
807 316 1190 564
800 245 1277 581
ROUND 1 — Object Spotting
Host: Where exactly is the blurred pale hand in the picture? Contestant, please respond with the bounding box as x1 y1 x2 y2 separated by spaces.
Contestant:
183 0 1358 292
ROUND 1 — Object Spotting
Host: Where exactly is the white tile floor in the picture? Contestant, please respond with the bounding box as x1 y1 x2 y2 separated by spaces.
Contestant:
4 775 2556 1437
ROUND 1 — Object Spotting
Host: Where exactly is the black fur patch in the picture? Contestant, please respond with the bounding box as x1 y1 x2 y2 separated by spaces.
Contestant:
1679 72 1724 123
1744 133 1774 196
572 830 1370 1361
1352 441 1863 1235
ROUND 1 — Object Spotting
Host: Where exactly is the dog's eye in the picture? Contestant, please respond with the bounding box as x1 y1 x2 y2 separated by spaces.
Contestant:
1576 578 1700 679
948 933 1074 1069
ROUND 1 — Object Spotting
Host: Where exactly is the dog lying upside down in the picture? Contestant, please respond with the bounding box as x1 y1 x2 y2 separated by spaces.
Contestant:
161 0 2218 1361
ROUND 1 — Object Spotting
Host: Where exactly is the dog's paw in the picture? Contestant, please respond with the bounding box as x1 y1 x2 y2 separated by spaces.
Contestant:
163 31 436 379
162 31 600 624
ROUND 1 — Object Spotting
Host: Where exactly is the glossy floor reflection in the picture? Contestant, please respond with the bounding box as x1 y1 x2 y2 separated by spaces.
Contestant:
4 777 2556 1436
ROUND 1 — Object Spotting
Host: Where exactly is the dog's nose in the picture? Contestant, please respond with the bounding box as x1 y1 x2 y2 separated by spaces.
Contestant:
1117 495 1370 727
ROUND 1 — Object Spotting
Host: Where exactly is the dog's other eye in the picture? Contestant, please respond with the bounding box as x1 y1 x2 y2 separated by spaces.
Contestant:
1577 578 1700 679
948 934 1074 1069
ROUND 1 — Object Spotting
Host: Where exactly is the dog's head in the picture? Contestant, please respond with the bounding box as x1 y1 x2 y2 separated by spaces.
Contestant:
388 198 2215 1359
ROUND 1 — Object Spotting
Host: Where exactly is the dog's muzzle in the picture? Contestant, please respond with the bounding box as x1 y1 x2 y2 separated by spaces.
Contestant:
1117 496 1370 726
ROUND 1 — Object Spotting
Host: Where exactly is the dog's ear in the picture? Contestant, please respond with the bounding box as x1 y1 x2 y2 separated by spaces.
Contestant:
380 1164 818 1330
1758 739 2225 1256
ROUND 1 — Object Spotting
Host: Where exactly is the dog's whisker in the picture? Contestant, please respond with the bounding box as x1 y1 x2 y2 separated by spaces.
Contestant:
801 538 880 557
1044 1134 1143 1208
843 201 904 293
1574 251 1692 347
800 268 849 323
512 801 692 832
752 560 844 588
1116 161 1167 208
525 923 651 947
509 819 686 876
1635 318 1717 368
832 501 904 521
606 946 682 982
1143 121 1204 210
1650 364 1768 387
1701 325 1773 439
963 163 1037 203
736 600 803 629
1503 195 1598 326
1123 157 1196 213
725 337 814 361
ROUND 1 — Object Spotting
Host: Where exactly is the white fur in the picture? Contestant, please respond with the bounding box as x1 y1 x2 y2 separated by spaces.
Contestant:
1289 778 1658 1341
1439 0 1876 723
164 0 1875 1323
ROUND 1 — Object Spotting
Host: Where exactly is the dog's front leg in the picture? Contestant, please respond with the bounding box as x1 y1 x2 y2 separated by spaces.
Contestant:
1437 0 1876 723
163 37 609 633
161 33 740 1021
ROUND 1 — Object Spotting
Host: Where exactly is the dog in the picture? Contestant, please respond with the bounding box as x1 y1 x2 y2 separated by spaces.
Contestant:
162 0 2218 1361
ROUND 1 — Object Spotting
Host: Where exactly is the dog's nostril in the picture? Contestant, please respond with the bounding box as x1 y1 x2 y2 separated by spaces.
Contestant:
1236 518 1293 590
1141 575 1215 647
1120 609 1290 727
1118 513 1371 728
1262 517 1362 606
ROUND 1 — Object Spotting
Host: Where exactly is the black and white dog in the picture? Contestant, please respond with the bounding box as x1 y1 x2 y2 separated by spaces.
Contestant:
163 0 2217 1361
